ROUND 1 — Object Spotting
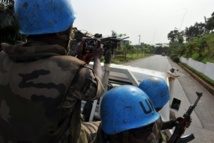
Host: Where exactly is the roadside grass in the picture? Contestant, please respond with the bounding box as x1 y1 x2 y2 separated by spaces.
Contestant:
180 63 214 86
112 53 152 64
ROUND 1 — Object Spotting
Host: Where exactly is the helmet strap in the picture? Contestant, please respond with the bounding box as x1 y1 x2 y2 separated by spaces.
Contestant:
66 25 73 54
53 25 73 52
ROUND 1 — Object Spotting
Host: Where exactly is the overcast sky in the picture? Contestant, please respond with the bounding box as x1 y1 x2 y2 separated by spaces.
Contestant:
71 0 214 45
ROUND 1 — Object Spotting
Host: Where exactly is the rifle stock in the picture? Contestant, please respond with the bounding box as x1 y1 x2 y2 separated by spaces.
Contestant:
168 92 203 143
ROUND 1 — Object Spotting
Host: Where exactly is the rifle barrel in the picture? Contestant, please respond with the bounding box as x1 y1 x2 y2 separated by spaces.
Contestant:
169 92 203 143
185 92 202 116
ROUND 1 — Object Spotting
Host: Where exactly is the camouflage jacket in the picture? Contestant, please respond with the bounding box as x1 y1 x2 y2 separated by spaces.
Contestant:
79 121 101 143
92 117 163 143
0 41 104 143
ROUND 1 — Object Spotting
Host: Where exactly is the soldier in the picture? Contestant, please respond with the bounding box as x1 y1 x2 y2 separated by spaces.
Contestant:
138 77 170 112
93 85 161 143
0 0 104 143
138 77 192 142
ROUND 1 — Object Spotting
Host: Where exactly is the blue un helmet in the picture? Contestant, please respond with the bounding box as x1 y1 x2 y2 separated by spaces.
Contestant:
138 77 170 110
101 85 159 135
14 0 76 35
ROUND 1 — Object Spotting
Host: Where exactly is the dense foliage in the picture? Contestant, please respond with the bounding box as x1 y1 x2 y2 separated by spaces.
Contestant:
167 12 214 63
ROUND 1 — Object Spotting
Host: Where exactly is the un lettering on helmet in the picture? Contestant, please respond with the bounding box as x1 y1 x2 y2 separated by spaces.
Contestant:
100 85 160 135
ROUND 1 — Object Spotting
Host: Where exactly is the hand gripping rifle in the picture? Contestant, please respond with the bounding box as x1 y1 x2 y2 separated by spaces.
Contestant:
168 92 203 143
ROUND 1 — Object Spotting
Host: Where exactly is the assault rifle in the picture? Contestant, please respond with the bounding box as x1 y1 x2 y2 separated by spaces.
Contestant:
69 28 129 64
81 34 128 64
168 92 203 143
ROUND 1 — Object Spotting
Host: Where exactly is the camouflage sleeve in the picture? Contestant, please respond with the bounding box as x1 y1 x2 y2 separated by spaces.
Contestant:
70 65 104 101
90 123 107 143
80 121 101 143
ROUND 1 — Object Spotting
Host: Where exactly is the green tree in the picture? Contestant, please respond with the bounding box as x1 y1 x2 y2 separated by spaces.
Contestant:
205 12 214 33
185 22 206 41
140 44 154 54
183 38 198 57
167 11 214 63
167 29 184 44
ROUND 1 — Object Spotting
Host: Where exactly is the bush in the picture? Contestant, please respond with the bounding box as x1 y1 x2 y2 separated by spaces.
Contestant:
170 55 180 63
191 53 200 60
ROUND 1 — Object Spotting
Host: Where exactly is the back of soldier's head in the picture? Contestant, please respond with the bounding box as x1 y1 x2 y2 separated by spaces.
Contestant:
100 85 160 143
139 77 170 111
101 85 159 133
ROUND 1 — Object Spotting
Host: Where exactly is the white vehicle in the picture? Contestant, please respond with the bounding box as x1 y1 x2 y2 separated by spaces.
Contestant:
80 57 201 142
81 62 182 139
74 31 196 142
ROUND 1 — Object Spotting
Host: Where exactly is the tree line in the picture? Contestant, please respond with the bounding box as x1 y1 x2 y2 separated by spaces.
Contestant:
168 12 214 43
1 1 213 63
166 12 214 63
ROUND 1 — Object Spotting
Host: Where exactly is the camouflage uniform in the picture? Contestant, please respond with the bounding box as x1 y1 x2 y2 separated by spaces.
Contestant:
80 121 101 143
0 40 104 143
92 117 164 143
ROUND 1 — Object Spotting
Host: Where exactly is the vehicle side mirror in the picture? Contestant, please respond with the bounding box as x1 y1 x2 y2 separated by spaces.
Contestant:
170 98 181 111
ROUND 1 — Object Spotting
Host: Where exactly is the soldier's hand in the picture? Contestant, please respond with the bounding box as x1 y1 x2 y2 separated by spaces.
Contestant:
184 116 192 128
76 37 87 60
92 41 103 60
176 116 192 128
